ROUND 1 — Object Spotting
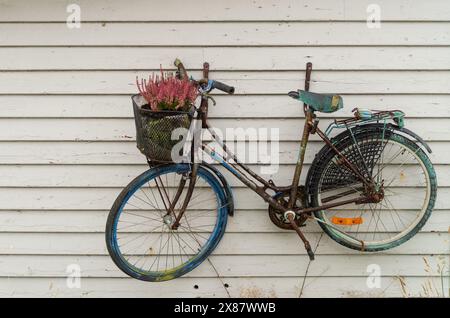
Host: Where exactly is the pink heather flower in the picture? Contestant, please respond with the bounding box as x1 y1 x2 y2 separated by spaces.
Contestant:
136 68 198 111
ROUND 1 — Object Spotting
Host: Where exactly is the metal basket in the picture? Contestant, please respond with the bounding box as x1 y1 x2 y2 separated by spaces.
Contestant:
132 94 192 162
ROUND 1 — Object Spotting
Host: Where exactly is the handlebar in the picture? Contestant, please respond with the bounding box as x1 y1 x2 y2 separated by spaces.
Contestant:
174 58 234 94
211 80 235 94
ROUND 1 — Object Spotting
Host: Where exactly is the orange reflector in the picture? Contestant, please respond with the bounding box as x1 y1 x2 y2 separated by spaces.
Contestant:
331 217 363 225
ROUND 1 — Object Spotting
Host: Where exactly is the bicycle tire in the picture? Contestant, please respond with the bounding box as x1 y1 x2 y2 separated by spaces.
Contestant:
307 124 437 251
105 163 228 281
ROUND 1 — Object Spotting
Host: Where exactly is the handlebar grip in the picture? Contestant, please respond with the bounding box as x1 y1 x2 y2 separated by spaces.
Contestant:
211 80 235 94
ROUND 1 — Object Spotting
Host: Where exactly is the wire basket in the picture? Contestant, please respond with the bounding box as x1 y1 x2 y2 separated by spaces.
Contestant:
132 94 192 162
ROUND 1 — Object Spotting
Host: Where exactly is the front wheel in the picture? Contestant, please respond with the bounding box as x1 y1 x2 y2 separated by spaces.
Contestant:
308 125 437 251
106 164 228 281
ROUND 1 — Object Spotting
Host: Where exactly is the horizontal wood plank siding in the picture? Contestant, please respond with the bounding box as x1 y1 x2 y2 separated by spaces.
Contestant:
1 22 449 46
1 0 449 22
0 0 448 298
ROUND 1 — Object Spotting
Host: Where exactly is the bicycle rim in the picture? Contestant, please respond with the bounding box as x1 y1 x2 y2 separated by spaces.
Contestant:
314 133 435 250
106 164 227 281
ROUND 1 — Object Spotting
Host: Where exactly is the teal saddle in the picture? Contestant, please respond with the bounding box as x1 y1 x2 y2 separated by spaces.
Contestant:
288 90 343 113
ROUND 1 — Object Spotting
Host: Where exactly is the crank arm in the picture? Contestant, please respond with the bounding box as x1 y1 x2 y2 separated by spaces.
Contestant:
286 212 315 260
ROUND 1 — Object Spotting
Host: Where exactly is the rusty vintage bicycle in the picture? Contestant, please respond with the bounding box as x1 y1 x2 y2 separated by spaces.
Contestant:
105 60 437 282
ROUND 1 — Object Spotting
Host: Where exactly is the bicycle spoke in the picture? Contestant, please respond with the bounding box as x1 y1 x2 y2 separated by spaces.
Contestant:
316 135 432 248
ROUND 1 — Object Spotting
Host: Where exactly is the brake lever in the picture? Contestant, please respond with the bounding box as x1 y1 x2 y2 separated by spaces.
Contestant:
205 94 216 106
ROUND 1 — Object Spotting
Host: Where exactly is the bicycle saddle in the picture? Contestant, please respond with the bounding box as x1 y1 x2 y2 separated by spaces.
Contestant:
288 90 343 113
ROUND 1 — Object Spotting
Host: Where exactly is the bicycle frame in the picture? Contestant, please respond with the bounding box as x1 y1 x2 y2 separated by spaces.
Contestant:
167 63 376 231
196 108 373 218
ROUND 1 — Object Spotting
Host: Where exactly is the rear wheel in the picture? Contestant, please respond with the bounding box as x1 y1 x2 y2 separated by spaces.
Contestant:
308 125 437 251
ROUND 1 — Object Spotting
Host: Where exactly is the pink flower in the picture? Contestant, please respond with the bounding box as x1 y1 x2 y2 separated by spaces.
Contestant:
136 68 198 111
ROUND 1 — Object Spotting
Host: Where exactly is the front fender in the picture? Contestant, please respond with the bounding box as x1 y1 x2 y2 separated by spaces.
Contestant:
200 162 235 217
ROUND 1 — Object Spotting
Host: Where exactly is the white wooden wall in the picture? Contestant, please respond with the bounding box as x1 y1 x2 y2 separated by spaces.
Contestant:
0 0 449 297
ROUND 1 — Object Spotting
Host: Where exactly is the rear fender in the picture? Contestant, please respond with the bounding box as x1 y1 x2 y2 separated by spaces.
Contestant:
364 123 432 154
396 126 432 153
305 122 432 205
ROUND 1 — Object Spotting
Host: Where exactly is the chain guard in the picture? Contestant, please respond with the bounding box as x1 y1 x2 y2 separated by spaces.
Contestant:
268 186 308 230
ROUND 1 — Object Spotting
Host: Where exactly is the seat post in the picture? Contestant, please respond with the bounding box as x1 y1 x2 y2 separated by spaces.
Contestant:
303 62 312 112
288 110 313 209
287 62 313 209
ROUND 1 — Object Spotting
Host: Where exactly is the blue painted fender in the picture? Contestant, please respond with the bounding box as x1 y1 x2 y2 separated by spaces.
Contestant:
201 162 235 217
